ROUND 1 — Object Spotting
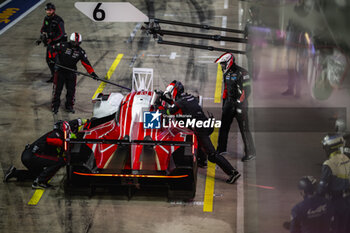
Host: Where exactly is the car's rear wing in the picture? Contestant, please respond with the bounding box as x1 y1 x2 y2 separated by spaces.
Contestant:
66 138 193 146
64 138 194 166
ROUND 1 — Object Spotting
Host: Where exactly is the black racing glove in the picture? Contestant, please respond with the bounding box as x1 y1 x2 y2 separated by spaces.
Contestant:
35 39 42 46
155 90 164 96
91 72 98 80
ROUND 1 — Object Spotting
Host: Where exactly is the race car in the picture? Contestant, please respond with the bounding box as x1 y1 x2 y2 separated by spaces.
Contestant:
64 90 198 200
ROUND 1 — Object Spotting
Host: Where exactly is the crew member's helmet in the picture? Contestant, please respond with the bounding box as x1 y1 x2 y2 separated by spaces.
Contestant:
321 133 344 157
164 80 184 101
70 32 82 46
298 176 317 196
215 53 235 75
53 120 71 133
45 3 56 11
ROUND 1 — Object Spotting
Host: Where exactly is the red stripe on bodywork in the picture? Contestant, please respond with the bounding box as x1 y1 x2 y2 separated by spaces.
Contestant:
34 153 59 161
47 137 63 147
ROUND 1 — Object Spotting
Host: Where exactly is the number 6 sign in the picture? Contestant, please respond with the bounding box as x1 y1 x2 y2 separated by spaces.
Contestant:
74 2 149 22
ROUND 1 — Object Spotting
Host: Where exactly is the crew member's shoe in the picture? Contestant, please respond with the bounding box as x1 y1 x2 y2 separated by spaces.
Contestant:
65 106 75 114
3 165 16 182
241 154 256 162
32 178 53 189
197 159 207 168
218 151 229 156
46 77 53 83
226 171 241 184
52 108 59 114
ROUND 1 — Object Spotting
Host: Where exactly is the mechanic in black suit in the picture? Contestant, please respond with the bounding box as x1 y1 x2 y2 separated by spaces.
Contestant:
36 3 67 83
3 119 84 189
158 80 241 184
215 53 256 162
50 32 98 114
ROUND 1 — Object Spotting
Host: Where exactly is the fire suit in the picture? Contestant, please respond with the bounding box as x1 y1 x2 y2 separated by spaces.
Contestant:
164 92 237 176
7 119 83 183
50 42 95 112
12 130 66 183
318 152 350 233
217 65 256 158
290 195 332 233
40 13 66 78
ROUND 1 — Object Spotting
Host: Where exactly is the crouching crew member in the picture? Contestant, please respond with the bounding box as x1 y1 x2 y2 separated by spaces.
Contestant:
3 119 84 189
50 32 98 114
290 176 332 233
160 80 241 184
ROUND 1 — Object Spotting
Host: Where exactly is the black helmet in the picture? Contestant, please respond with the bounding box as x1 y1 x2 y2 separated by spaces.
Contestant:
321 133 344 156
45 3 56 10
164 80 184 101
298 176 317 195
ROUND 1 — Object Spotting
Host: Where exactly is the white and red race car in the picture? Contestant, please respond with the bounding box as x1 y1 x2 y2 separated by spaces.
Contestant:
65 89 198 200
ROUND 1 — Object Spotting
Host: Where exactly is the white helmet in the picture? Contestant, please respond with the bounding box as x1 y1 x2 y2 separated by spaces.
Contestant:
70 32 82 45
215 53 235 75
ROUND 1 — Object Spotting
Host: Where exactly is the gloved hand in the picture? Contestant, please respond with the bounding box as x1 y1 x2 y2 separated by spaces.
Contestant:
91 72 98 80
159 91 168 101
35 39 42 46
155 90 164 95
239 90 245 103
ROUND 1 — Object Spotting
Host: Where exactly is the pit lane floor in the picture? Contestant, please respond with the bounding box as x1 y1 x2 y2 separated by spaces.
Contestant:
1 1 350 233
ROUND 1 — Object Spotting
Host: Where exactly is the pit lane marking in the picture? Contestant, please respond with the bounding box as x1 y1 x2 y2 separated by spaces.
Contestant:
203 127 219 212
27 189 45 205
214 63 223 103
27 179 51 205
203 62 225 212
92 53 124 99
170 201 204 206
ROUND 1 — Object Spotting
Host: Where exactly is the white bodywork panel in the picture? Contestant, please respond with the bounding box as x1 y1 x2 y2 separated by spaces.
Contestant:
92 93 124 118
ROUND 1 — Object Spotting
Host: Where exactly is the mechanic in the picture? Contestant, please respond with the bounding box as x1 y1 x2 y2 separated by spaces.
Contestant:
289 176 332 233
50 32 98 114
244 6 263 81
215 53 256 162
281 19 302 98
3 119 84 189
36 3 67 83
318 134 350 233
159 80 241 184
